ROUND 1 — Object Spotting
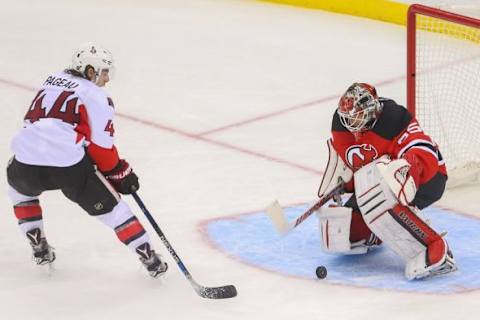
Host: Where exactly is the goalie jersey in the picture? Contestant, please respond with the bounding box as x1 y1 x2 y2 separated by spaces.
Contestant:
11 71 120 172
331 98 447 207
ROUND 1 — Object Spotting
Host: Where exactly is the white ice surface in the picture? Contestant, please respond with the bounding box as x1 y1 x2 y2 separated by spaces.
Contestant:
0 0 479 319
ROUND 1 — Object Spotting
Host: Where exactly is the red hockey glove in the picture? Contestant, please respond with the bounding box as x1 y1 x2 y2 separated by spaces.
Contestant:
103 159 139 194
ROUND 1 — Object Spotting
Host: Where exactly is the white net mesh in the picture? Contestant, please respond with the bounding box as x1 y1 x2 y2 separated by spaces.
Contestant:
414 11 480 187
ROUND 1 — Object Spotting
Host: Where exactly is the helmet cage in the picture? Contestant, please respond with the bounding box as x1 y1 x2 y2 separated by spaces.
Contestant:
337 83 381 132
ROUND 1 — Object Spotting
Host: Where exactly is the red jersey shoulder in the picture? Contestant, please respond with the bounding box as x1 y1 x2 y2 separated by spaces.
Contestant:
332 99 413 169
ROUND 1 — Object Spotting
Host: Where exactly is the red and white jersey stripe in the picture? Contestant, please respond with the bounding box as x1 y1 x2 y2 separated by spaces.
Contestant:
11 71 119 171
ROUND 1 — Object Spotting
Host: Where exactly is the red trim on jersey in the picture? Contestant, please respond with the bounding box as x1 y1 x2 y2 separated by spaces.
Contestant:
14 204 42 220
116 219 145 244
393 118 445 184
87 143 120 172
75 104 91 143
75 104 120 172
332 114 446 189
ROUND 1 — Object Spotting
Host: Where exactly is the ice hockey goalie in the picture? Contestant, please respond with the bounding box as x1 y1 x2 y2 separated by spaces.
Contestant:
316 83 457 280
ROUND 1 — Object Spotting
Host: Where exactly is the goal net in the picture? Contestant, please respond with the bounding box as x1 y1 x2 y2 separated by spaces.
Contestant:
407 4 480 188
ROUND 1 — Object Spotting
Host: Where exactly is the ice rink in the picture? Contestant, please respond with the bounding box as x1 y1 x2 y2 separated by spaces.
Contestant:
1 0 479 319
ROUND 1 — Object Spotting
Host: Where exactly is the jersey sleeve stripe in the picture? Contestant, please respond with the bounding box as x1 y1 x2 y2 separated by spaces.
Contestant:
407 146 439 160
397 139 437 158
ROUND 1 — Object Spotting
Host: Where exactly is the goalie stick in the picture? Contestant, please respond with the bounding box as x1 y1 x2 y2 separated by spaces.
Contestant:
132 192 237 299
266 182 344 234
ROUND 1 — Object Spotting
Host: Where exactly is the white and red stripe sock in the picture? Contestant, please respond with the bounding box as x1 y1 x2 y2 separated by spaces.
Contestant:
8 186 45 238
97 200 151 252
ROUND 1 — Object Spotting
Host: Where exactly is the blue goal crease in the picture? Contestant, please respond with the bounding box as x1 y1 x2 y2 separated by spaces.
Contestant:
203 205 480 294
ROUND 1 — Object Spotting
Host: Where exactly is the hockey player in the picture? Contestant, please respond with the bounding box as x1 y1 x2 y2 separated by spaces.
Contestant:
6 44 167 278
317 82 457 280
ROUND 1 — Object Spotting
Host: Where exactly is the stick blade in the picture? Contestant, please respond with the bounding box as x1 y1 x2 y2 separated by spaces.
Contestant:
266 200 290 234
196 285 238 299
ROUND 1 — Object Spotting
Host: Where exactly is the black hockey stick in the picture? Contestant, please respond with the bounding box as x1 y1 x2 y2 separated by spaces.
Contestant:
132 192 237 299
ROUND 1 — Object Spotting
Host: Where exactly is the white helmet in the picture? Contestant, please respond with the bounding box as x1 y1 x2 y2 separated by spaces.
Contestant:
70 43 114 79
337 83 382 133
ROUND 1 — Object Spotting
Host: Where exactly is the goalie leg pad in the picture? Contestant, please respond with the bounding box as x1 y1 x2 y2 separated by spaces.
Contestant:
354 158 398 218
317 207 376 255
318 206 352 254
405 238 457 280
360 202 455 279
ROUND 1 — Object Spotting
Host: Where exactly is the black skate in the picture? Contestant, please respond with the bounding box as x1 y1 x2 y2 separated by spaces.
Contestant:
136 243 168 278
26 228 56 265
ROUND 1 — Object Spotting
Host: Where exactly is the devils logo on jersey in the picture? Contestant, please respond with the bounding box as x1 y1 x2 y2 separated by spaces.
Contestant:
345 144 378 169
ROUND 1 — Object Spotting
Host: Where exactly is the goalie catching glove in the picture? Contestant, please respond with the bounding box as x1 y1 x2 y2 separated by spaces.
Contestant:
103 159 139 194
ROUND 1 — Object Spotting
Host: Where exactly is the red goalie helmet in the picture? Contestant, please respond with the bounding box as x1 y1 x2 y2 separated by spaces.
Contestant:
337 83 382 133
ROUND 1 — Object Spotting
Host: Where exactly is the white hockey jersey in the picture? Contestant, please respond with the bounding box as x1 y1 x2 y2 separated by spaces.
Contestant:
11 71 118 169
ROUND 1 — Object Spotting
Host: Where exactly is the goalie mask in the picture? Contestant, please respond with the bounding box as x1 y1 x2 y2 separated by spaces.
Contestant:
70 43 115 81
337 83 382 133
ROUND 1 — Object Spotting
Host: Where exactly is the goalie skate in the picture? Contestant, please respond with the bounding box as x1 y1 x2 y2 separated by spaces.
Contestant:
406 238 458 280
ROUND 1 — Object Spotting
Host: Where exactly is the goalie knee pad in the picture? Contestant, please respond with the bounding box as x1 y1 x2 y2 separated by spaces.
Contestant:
317 206 379 255
354 156 417 214
354 156 399 218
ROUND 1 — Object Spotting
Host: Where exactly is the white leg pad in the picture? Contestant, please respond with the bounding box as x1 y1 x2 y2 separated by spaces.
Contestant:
354 159 424 260
354 158 398 218
362 209 425 262
317 206 368 255
404 238 455 280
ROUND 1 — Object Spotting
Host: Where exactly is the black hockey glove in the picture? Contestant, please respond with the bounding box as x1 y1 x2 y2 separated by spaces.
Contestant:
103 159 139 194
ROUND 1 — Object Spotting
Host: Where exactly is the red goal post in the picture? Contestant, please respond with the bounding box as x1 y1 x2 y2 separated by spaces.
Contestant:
407 4 480 187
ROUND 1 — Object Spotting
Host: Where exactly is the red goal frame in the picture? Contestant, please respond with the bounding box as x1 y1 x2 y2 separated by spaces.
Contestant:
407 4 480 115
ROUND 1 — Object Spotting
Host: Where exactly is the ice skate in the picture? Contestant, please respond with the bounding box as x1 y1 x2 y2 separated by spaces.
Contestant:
26 228 56 266
136 243 168 278
406 238 458 280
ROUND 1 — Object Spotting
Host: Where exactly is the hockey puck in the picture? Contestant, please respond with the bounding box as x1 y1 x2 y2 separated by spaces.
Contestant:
316 265 327 279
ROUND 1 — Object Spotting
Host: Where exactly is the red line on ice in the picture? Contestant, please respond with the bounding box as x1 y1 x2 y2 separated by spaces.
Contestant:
0 77 322 176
